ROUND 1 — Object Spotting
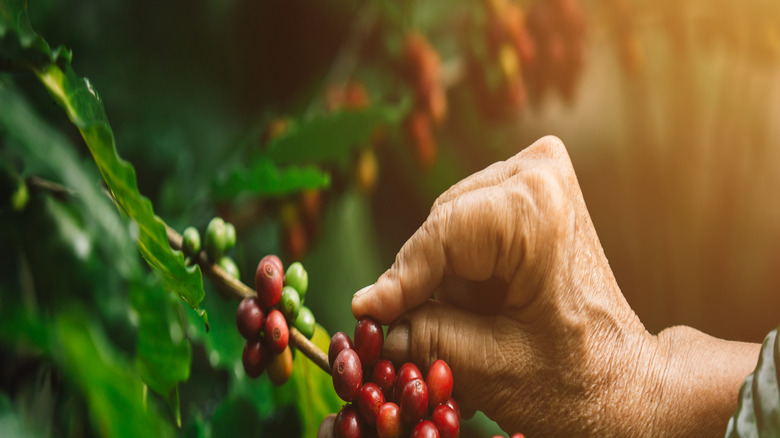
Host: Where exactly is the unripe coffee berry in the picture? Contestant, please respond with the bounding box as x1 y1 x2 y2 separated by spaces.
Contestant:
376 402 402 438
267 345 293 386
264 309 289 353
255 255 283 307
205 217 227 262
411 420 440 438
294 305 315 339
354 316 383 368
357 382 385 427
284 261 308 299
236 296 264 340
328 332 354 371
394 362 423 402
218 256 240 280
431 405 459 438
400 379 429 425
332 349 363 402
280 286 301 321
242 339 268 378
426 359 453 408
334 404 365 438
224 222 236 251
182 226 201 258
371 359 396 401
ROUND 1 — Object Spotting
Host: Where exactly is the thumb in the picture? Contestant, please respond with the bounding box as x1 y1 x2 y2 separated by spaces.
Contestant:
382 300 514 415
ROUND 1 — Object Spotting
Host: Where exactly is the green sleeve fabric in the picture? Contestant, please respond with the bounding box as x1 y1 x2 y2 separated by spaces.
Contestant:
725 326 780 437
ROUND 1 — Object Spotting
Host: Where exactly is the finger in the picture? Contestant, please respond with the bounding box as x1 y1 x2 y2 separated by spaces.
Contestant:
381 300 527 417
432 135 568 210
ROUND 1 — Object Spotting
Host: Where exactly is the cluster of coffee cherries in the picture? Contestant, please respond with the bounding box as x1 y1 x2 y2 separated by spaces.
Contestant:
181 217 240 279
322 316 460 438
235 254 316 385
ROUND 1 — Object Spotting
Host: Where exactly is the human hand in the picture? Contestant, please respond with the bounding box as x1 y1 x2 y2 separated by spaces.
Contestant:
351 136 759 437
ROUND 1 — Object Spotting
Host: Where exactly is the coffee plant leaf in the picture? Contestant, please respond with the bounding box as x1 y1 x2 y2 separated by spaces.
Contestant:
213 157 330 200
0 0 206 313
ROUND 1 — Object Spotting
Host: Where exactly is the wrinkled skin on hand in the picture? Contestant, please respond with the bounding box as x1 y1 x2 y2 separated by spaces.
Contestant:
350 136 759 437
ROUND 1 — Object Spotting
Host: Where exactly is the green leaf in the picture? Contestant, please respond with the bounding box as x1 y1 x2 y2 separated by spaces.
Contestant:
131 280 191 427
213 158 330 200
0 0 205 312
52 310 174 438
267 105 407 165
0 79 140 278
725 325 780 437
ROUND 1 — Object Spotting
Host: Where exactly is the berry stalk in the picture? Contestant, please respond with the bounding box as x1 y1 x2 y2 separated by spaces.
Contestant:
165 224 331 373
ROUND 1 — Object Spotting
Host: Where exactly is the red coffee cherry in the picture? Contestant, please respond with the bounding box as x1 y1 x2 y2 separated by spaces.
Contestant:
394 362 423 402
354 316 383 368
236 296 264 340
255 255 283 307
334 404 365 438
332 349 363 402
376 402 402 438
264 309 289 354
426 359 453 408
431 405 459 438
328 331 354 371
400 379 429 425
357 382 385 427
242 339 269 378
445 398 460 421
411 420 440 438
371 359 396 401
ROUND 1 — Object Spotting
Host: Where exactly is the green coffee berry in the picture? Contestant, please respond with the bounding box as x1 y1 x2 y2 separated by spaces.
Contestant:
205 217 227 262
224 222 237 251
294 306 315 339
284 262 308 300
280 286 301 321
218 256 240 280
182 226 201 259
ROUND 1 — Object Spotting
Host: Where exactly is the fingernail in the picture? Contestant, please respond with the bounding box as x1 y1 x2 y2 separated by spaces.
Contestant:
353 284 374 298
383 321 410 364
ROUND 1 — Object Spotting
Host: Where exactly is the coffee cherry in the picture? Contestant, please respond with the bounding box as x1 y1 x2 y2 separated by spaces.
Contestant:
284 261 308 299
224 222 236 251
218 256 240 280
318 414 336 438
371 359 396 401
332 349 363 402
236 296 265 340
280 286 302 321
294 306 315 339
255 255 283 307
357 382 385 427
264 309 289 354
400 379 429 425
334 404 365 438
354 316 383 368
411 420 440 438
445 398 460 421
431 405 459 438
511 434 526 438
426 359 453 408
267 345 293 386
376 402 402 438
242 339 268 378
328 332 354 371
182 226 201 259
205 217 227 262
394 362 423 402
